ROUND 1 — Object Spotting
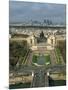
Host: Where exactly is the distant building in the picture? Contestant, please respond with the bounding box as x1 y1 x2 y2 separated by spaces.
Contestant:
9 30 65 51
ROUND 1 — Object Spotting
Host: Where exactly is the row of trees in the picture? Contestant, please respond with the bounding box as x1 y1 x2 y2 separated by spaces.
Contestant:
56 40 66 63
9 40 29 67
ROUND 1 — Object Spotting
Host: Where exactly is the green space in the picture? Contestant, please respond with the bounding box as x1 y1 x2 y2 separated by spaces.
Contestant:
9 82 31 89
49 79 66 86
9 41 29 67
55 48 62 64
32 55 37 63
32 54 51 66
53 80 66 86
56 40 66 63
45 55 51 65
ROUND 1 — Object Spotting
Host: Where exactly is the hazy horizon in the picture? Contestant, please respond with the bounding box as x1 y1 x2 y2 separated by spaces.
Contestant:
9 1 66 25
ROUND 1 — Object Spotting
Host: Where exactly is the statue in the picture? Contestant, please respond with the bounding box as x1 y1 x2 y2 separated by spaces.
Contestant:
40 31 44 39
37 31 47 43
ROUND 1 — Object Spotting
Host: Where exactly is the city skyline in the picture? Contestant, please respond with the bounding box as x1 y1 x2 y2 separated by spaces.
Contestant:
9 1 66 25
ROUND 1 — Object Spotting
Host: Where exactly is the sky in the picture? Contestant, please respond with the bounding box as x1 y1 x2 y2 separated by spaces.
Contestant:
9 0 66 25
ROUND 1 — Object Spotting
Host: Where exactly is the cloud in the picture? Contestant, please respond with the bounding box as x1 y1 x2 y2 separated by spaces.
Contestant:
9 1 66 24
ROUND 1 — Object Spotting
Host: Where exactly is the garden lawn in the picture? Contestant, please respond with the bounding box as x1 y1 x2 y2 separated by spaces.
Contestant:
32 54 51 65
